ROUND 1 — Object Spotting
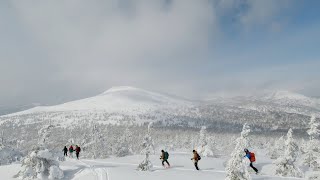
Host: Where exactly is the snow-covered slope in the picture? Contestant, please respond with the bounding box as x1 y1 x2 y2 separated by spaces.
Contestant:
259 90 317 106
0 86 196 127
5 86 193 117
206 90 320 116
196 91 320 131
0 152 310 180
0 87 319 130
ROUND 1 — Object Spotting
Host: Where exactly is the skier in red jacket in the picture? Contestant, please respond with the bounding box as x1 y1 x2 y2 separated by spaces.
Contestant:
75 145 81 160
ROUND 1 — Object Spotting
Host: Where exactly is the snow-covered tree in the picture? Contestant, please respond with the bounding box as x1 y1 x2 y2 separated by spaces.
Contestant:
0 144 23 165
303 115 320 169
275 128 303 178
307 115 320 140
83 123 108 159
115 127 133 157
225 123 251 180
196 126 216 157
137 123 154 171
38 125 55 148
15 147 64 179
16 125 64 179
92 123 101 158
0 130 4 145
268 136 285 159
68 138 75 145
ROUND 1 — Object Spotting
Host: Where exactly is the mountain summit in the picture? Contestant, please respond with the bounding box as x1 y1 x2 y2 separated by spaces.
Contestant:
4 86 192 117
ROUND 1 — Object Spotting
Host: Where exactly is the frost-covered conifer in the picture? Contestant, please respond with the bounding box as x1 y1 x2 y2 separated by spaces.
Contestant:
268 136 285 159
115 127 133 157
92 124 101 158
16 148 64 179
38 125 55 148
307 115 320 140
0 130 4 145
275 128 303 177
197 126 215 157
303 115 320 169
138 123 154 171
225 123 251 180
0 144 23 165
16 125 64 179
84 123 108 159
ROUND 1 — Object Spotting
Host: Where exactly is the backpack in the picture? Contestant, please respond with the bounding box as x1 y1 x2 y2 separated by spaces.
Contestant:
249 152 255 162
164 152 169 159
197 153 201 161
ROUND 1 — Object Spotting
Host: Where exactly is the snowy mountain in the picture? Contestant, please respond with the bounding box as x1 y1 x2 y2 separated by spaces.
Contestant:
206 90 320 115
5 86 193 116
0 87 319 131
0 86 196 128
259 90 318 106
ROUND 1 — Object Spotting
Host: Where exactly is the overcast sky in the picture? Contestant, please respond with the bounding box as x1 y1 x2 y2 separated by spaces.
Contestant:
0 0 320 107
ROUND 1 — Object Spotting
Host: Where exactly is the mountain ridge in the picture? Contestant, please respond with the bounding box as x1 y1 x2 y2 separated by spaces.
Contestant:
0 86 319 131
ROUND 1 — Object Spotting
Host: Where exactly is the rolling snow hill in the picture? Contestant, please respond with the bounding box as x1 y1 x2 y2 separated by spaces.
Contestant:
206 90 320 113
5 86 193 116
0 87 319 131
0 86 196 128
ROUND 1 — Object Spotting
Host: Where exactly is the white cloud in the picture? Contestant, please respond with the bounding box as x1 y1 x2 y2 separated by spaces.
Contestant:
0 0 317 106
1 0 216 105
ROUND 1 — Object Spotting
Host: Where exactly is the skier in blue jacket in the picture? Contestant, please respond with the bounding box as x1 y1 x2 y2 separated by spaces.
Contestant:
244 149 258 174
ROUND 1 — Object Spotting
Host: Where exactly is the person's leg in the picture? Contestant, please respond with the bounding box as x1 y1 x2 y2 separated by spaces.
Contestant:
77 153 79 159
165 160 170 166
162 160 165 166
194 162 199 170
250 163 258 173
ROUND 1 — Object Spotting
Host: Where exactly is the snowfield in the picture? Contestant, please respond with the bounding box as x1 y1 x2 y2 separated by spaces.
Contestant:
0 152 309 180
1 87 320 179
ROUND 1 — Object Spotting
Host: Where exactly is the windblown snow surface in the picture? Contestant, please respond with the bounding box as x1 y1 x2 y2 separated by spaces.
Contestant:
0 152 308 180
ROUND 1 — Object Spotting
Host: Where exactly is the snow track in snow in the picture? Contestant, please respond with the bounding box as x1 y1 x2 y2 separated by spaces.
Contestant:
0 156 306 180
77 160 109 180
81 159 304 180
95 168 109 180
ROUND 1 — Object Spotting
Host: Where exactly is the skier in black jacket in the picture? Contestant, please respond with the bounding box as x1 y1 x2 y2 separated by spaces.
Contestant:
63 146 68 157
